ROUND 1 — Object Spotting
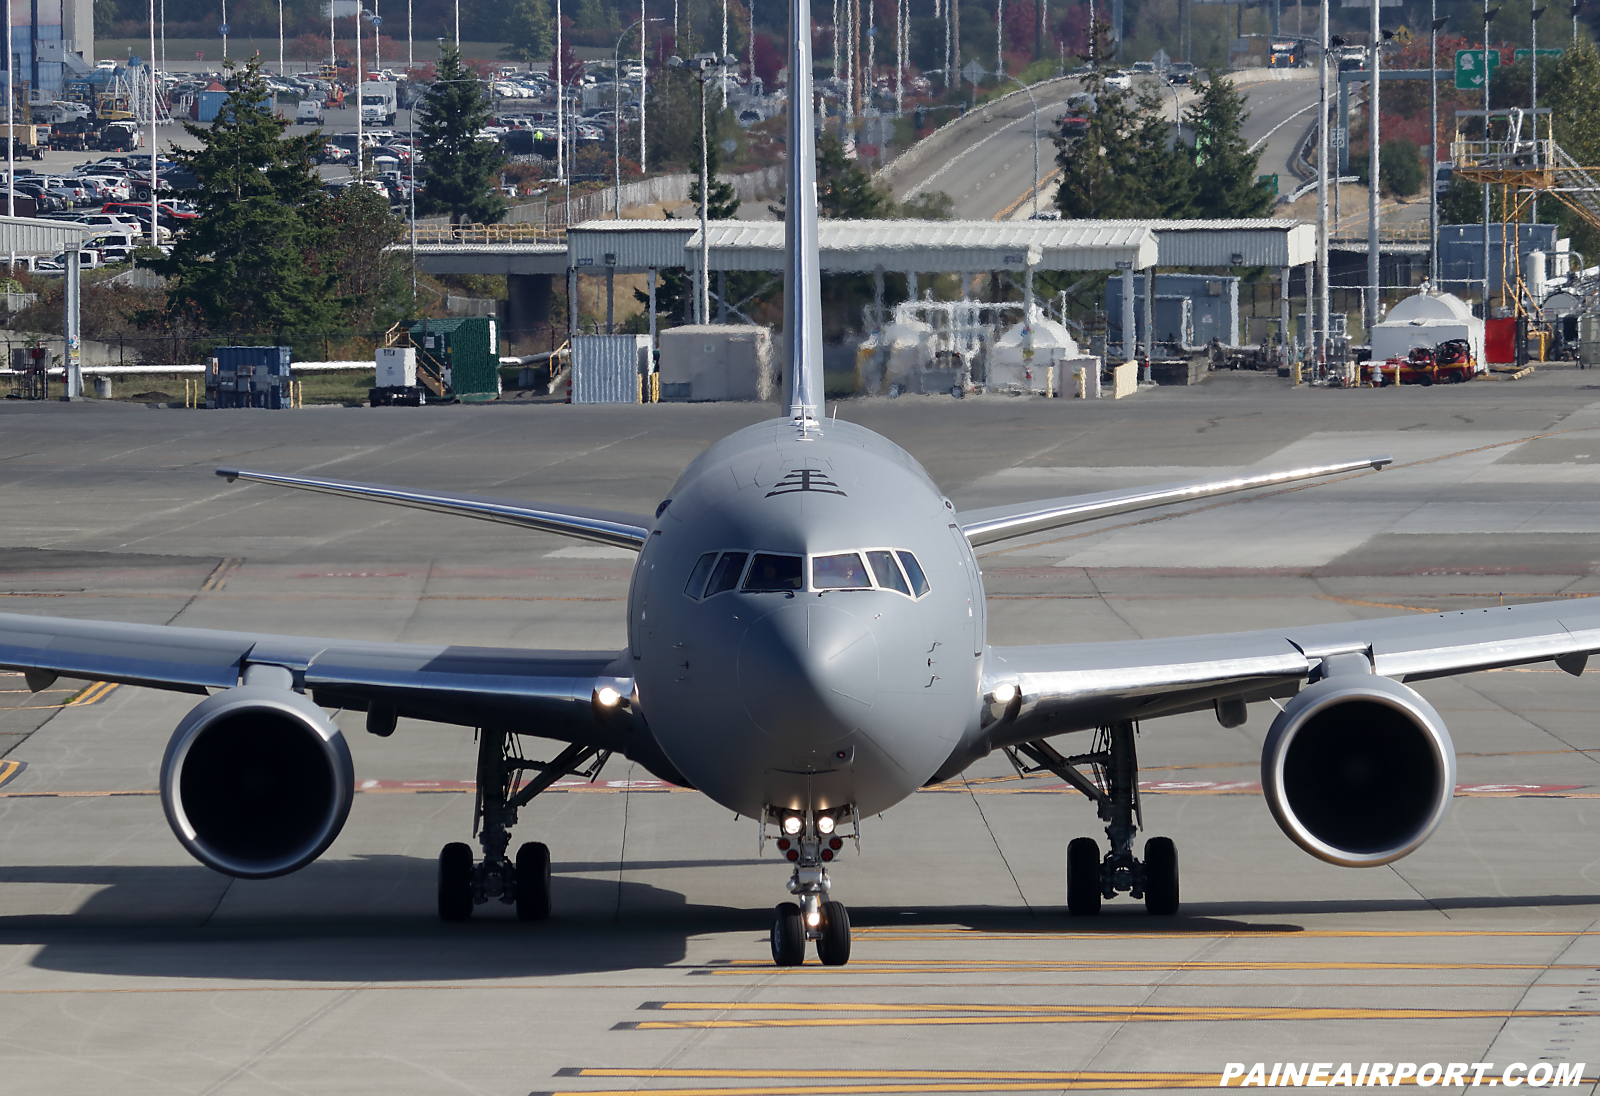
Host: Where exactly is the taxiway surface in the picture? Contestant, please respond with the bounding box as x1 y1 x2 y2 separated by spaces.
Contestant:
1 372 1598 1094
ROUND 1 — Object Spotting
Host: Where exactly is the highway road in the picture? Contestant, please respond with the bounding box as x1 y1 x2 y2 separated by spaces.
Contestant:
885 69 1324 221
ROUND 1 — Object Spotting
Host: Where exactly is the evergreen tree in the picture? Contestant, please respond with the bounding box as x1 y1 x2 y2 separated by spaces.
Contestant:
318 184 409 330
416 44 507 226
1184 70 1273 219
816 132 894 218
688 141 740 219
502 0 554 63
574 0 610 29
1054 23 1192 219
153 58 339 339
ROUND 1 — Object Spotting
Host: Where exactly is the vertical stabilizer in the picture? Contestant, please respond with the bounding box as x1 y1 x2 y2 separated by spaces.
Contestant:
784 0 824 428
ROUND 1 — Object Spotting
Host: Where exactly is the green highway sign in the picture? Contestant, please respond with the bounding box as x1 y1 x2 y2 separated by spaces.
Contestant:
1513 48 1563 61
1454 48 1499 90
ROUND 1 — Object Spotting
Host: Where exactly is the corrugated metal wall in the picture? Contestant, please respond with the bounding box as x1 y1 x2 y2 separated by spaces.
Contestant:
0 215 84 255
571 335 648 404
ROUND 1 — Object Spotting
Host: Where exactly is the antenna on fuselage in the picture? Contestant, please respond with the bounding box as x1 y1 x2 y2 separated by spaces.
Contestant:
783 0 824 434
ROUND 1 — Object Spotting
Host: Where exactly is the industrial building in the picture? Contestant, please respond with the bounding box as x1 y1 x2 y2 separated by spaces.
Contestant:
2 0 95 99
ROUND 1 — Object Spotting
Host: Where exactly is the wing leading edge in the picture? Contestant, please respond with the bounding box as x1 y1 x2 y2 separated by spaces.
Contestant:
215 467 652 550
957 456 1392 547
0 610 633 748
982 597 1600 748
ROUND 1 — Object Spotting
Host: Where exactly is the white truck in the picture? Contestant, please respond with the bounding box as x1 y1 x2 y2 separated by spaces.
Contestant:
359 81 397 126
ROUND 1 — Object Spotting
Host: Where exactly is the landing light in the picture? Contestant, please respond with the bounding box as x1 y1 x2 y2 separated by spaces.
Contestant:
782 815 803 835
806 910 821 927
817 815 835 835
595 686 622 707
992 684 1018 704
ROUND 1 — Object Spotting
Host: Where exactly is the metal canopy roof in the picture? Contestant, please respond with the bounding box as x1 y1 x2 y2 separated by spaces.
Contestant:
567 222 696 273
1078 219 1318 268
0 215 86 255
682 220 1158 273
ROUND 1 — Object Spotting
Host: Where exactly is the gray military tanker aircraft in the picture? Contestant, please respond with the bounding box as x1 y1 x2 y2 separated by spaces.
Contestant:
4 3 1600 969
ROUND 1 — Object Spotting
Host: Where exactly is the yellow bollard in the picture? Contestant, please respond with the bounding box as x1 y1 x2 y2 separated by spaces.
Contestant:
1291 361 1301 386
651 373 660 403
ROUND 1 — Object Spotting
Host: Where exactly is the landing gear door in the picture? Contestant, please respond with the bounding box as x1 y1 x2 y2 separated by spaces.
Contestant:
947 523 985 658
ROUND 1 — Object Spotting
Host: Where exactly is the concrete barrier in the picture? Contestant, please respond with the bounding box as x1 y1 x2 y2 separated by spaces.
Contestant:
1112 360 1138 398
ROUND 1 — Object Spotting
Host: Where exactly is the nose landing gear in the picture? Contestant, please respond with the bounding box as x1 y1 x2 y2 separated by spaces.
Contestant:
765 808 856 966
1009 721 1180 917
436 727 610 922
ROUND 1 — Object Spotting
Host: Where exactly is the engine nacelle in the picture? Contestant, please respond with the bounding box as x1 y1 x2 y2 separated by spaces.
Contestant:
160 685 354 879
1261 674 1455 867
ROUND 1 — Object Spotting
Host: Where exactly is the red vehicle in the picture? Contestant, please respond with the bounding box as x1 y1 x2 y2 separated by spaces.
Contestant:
1361 341 1475 386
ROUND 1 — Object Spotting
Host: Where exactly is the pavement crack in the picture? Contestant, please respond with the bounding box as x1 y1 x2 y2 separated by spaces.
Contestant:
959 773 1033 917
197 984 366 1096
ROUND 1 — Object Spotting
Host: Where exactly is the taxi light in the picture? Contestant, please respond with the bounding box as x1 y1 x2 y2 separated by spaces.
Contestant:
817 815 835 835
595 686 622 707
782 815 802 835
806 910 821 927
992 683 1017 704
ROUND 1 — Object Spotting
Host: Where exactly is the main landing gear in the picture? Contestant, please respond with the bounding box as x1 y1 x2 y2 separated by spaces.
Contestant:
1008 720 1180 917
766 808 857 966
436 726 610 922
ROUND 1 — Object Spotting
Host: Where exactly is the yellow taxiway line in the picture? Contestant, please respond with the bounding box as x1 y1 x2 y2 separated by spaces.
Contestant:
618 1001 1591 1029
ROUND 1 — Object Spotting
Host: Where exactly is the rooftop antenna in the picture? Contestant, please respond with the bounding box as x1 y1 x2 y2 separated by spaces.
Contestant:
784 0 824 433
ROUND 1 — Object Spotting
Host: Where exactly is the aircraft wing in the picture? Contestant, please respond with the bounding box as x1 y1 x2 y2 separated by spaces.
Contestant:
957 456 1392 547
984 598 1600 746
215 467 652 550
0 611 634 749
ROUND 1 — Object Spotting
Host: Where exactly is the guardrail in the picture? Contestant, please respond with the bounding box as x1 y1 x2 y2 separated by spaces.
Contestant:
410 223 566 245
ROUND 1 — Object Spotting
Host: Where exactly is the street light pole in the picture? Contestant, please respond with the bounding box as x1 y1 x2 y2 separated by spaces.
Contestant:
615 17 661 219
1366 3 1380 336
1531 4 1545 227
669 52 733 323
1431 14 1447 283
1317 0 1329 368
1483 3 1496 314
995 69 1041 217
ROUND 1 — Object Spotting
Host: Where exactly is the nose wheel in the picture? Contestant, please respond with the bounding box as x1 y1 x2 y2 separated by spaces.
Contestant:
433 726 609 922
1011 721 1181 917
765 807 857 965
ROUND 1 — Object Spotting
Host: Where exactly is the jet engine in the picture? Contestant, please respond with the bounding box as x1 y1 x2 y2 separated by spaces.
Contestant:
1260 674 1455 867
160 685 354 879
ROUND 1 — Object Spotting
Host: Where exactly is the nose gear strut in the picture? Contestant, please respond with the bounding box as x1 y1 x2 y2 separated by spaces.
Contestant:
436 726 610 922
1006 720 1180 916
763 807 856 966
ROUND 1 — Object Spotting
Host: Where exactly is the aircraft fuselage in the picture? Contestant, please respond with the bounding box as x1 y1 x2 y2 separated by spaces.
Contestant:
630 417 987 818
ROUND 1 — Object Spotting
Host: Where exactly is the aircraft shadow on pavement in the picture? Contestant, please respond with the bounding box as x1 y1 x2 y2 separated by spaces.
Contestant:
0 855 778 981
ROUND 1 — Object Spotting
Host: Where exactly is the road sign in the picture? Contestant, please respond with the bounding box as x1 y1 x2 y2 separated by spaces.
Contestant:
962 60 985 87
1513 48 1562 61
1330 126 1347 148
1454 48 1498 90
218 22 228 35
370 14 382 25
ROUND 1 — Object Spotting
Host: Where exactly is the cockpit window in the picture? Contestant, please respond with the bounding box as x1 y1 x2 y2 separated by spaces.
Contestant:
684 552 718 599
813 552 872 589
897 551 931 597
743 553 804 591
866 550 910 595
704 551 748 597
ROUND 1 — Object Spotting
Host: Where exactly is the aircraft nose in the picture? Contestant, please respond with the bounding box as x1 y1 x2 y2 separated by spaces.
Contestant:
737 601 879 750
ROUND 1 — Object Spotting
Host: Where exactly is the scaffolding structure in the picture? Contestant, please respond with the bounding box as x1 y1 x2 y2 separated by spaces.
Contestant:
1452 108 1600 330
